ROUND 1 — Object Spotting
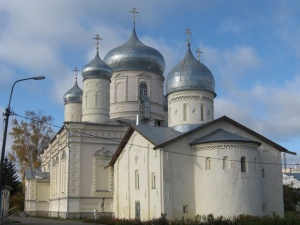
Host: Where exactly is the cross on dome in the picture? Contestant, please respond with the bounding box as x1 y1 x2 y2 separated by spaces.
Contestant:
185 28 192 47
73 67 80 81
130 7 139 26
93 34 102 51
195 48 202 61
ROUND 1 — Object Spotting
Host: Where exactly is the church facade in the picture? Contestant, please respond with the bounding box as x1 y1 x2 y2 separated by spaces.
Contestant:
24 13 295 220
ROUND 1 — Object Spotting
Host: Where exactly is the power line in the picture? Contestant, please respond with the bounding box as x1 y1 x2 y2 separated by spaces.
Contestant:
13 112 298 167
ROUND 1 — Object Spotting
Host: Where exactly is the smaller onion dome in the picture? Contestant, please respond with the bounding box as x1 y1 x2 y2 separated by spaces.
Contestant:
166 46 216 96
82 50 112 80
104 27 165 75
63 79 83 104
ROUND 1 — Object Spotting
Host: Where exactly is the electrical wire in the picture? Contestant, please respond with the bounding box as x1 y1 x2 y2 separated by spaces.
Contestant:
13 112 298 167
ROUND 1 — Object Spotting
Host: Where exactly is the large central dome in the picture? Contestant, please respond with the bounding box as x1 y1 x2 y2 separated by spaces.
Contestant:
104 27 165 75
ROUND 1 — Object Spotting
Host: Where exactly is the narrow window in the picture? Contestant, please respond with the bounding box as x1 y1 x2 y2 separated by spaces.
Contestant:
183 205 188 213
135 170 139 190
183 103 188 121
201 104 204 121
223 156 230 170
262 169 265 178
241 157 247 172
205 158 211 170
262 204 266 212
140 83 148 99
151 173 156 189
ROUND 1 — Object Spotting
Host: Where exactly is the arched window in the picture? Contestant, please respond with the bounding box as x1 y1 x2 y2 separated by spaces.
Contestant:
139 83 148 99
205 158 211 170
241 157 247 172
223 156 230 170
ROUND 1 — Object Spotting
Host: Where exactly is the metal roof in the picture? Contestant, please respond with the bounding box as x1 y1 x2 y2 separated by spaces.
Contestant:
190 128 261 146
63 80 83 104
166 46 216 96
133 125 182 146
24 170 50 179
104 27 165 75
82 51 112 80
285 173 300 181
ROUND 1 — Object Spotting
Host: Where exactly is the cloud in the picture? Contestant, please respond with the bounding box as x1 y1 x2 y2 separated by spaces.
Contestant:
215 74 300 144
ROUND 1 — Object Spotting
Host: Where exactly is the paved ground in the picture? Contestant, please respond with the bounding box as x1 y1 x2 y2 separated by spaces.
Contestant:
7 215 95 225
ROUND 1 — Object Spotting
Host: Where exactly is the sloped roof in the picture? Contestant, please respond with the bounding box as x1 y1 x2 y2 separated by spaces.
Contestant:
190 128 261 146
109 116 296 166
24 170 50 179
134 125 182 146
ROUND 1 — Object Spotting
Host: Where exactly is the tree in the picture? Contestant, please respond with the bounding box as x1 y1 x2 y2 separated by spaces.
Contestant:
2 157 20 196
9 110 54 176
283 184 300 213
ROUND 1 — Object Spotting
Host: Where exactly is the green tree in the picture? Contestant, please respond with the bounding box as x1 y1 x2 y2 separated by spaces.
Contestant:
9 110 54 177
283 184 300 213
2 157 20 196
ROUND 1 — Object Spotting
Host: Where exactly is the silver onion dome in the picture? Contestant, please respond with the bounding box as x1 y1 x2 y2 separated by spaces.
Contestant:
166 46 216 96
82 51 112 80
104 27 165 75
63 80 83 104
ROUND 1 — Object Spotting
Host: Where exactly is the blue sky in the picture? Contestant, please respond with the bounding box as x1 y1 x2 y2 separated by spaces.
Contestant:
1 0 300 166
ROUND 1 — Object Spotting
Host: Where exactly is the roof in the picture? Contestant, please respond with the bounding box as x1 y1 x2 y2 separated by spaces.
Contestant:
109 125 181 165
134 125 182 146
166 46 215 96
109 116 296 165
285 173 300 181
104 27 165 75
24 170 50 179
190 128 261 146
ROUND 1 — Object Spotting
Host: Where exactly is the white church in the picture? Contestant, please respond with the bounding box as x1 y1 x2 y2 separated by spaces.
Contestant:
24 10 295 220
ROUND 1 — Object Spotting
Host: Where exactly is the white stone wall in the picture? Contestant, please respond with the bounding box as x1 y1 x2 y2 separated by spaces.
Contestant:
41 123 127 217
82 78 110 123
192 142 263 217
110 71 165 122
64 103 82 122
167 90 215 129
113 131 162 220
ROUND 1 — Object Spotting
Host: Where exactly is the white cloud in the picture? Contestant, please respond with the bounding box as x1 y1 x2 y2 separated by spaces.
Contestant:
215 74 300 144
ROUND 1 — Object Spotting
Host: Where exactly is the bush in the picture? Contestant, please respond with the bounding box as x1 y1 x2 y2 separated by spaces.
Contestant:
83 213 300 225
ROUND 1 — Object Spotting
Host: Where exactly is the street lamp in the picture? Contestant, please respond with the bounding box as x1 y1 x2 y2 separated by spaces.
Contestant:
0 76 45 223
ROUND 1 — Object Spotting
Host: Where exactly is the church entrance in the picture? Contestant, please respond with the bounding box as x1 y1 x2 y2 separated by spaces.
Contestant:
135 201 140 219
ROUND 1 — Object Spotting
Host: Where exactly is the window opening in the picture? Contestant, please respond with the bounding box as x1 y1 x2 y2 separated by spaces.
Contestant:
140 83 148 99
151 173 156 189
241 157 247 172
205 158 211 170
183 205 188 213
135 170 139 190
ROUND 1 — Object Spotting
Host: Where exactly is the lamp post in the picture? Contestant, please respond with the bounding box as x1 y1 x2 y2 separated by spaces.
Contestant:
0 76 45 223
